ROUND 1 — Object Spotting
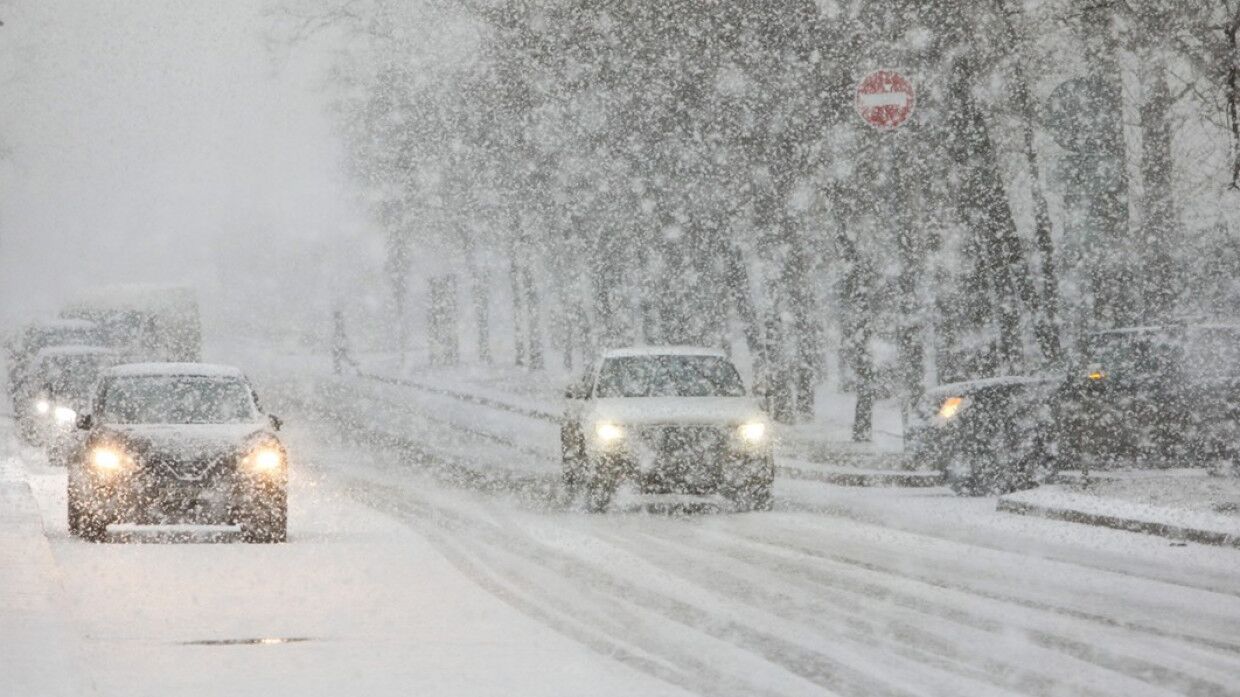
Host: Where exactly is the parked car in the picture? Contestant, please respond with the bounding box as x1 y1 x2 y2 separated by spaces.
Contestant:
23 345 119 460
67 363 287 542
907 375 1059 495
560 347 773 512
1056 323 1240 470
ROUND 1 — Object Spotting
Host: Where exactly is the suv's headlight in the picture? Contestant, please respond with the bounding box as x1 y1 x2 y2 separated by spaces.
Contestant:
90 446 133 472
738 422 767 443
242 445 284 473
594 422 624 443
34 399 50 415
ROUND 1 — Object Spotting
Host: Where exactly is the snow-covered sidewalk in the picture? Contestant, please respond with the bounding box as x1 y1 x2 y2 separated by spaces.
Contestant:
0 447 84 696
998 474 1240 548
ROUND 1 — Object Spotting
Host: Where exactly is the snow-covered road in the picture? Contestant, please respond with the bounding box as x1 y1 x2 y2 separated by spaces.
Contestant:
5 364 1240 696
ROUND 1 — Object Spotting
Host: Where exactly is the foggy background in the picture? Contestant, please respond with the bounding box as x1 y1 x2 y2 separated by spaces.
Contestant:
0 0 372 341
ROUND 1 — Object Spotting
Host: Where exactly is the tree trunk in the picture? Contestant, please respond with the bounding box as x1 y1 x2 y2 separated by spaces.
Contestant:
522 261 544 370
998 0 1061 364
508 233 525 367
1138 50 1178 319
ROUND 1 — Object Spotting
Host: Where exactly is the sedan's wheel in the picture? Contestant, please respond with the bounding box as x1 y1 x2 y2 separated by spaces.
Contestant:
67 490 108 542
241 490 287 543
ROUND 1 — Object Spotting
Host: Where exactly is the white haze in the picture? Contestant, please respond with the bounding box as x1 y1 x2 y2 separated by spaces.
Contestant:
0 0 372 336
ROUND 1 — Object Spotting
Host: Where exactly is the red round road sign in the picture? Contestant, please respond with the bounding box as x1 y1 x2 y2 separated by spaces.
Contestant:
855 70 915 130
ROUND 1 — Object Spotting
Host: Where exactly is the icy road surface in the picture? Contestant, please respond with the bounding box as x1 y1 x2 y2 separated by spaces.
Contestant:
5 368 1240 696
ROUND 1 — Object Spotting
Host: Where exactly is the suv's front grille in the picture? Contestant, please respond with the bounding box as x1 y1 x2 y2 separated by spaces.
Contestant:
148 455 232 483
635 425 727 457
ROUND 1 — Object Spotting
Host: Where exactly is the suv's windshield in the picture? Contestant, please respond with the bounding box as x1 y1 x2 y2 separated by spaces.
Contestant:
100 376 258 424
594 355 745 398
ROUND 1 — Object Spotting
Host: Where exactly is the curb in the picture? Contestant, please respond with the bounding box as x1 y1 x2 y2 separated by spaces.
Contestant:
778 464 943 488
996 496 1240 548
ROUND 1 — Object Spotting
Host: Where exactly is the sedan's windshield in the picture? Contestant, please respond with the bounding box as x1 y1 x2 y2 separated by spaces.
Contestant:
594 355 745 398
100 376 259 424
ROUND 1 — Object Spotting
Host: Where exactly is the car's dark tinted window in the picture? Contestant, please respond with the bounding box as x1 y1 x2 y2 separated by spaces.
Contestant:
594 355 745 398
100 376 258 424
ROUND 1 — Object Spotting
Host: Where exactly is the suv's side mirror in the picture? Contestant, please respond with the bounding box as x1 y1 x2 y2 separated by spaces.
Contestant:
75 414 93 430
268 414 283 431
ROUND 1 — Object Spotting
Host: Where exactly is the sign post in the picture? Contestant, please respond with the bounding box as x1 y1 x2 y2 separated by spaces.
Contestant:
855 69 920 436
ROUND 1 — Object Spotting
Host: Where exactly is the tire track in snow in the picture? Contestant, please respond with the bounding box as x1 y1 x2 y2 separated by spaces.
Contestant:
606 527 1238 697
332 470 926 697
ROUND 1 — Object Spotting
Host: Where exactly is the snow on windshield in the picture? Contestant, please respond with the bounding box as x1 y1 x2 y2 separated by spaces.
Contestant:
100 377 259 425
595 355 746 398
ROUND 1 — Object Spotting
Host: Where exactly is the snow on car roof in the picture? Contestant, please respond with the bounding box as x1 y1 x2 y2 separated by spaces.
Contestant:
33 318 97 330
105 362 245 379
601 346 728 359
34 344 117 358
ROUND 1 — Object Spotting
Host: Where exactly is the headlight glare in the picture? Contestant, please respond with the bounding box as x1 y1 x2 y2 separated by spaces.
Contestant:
90 447 128 471
738 422 767 443
594 422 624 443
244 446 284 472
53 406 77 424
938 396 965 420
34 399 50 415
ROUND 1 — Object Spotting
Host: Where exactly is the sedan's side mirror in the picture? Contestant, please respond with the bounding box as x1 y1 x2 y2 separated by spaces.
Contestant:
268 414 283 431
75 414 93 430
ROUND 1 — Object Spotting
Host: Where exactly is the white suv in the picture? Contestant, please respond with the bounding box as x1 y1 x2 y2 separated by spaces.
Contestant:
561 347 773 512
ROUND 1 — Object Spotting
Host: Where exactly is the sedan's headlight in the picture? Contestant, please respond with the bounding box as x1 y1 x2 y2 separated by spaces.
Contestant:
53 406 77 425
242 445 284 473
738 422 767 443
594 422 624 443
90 446 132 472
34 399 50 415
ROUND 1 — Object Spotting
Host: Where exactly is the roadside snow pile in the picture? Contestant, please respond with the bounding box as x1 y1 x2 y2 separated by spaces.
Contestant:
998 480 1240 547
1070 470 1240 518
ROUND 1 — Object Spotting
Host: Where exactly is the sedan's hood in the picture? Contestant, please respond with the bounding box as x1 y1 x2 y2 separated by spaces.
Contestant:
588 397 766 426
101 422 270 461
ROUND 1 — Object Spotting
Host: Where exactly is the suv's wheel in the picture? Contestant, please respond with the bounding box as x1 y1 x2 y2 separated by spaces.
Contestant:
67 488 107 542
560 424 586 499
241 490 287 543
584 472 616 513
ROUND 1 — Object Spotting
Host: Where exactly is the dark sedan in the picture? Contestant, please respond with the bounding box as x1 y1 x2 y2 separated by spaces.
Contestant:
67 363 288 542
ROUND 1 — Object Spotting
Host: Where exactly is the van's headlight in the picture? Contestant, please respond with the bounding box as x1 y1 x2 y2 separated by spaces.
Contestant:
34 399 50 415
243 445 284 473
90 446 132 472
594 422 624 443
738 422 767 443
53 406 77 425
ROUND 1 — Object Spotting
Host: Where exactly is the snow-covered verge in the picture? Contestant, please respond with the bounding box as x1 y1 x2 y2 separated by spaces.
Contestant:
998 483 1240 548
0 445 85 697
1053 470 1240 517
353 354 915 471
